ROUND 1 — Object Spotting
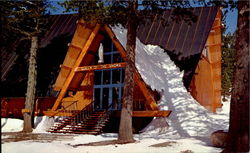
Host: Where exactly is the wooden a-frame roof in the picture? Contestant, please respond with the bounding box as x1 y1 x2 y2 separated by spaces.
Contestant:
40 6 220 117
40 6 219 89
45 21 162 116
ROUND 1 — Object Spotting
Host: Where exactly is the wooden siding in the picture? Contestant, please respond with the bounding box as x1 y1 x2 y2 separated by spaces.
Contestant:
1 97 55 118
61 71 94 111
51 23 101 111
189 10 222 112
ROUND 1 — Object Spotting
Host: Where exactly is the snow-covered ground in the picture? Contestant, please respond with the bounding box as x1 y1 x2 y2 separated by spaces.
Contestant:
1 100 230 153
2 26 230 153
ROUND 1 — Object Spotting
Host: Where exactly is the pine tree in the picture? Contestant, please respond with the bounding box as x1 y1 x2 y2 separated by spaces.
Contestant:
1 0 49 132
222 1 249 152
221 32 235 101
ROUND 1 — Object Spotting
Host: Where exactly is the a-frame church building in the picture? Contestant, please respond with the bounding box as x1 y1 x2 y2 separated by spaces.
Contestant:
1 6 222 134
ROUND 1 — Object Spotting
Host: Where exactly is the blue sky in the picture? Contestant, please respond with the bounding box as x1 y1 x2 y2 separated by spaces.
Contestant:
47 1 237 34
224 9 237 34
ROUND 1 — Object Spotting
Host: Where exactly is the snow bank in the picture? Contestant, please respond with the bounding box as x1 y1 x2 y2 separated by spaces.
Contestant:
33 116 56 133
112 26 229 138
1 118 23 132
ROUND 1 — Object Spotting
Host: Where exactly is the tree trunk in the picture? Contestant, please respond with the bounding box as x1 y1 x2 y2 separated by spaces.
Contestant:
118 0 137 143
222 1 249 152
23 36 38 132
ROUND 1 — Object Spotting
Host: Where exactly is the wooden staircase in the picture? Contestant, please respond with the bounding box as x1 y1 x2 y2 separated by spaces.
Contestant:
48 104 112 135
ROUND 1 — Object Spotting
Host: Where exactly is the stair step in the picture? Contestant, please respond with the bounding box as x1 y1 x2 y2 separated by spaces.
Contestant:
72 129 101 132
50 129 100 134
81 119 108 122
63 126 103 130
48 108 111 135
65 131 99 135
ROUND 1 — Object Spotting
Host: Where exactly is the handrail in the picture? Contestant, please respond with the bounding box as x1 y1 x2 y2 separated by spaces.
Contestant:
71 102 94 125
106 102 113 111
50 100 78 117
93 103 113 129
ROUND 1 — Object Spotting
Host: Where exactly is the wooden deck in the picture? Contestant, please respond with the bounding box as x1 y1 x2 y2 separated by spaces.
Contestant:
44 110 171 117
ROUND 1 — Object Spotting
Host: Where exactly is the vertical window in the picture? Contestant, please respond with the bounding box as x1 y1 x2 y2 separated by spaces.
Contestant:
93 34 124 110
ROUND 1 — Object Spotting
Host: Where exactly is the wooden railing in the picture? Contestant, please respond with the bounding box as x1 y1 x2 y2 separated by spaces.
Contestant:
94 103 113 130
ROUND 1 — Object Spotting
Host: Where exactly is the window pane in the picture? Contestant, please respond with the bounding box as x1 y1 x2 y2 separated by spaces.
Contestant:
104 54 111 64
112 69 121 84
94 88 100 109
113 53 122 63
103 70 110 84
94 71 102 85
102 88 109 109
112 44 118 52
103 37 112 53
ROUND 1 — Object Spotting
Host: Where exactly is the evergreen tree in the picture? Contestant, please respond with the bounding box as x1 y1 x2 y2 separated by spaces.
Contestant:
221 32 235 101
1 0 49 132
222 1 249 152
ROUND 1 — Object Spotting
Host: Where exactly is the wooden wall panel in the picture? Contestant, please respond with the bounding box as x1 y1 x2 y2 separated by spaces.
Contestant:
189 58 214 110
190 10 222 112
53 20 94 91
61 71 94 110
1 97 56 118
69 33 104 90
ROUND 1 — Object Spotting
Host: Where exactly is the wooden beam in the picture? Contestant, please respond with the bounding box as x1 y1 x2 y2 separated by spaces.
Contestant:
115 110 171 117
205 43 222 47
212 25 223 30
51 24 101 111
43 110 73 117
76 20 86 27
22 109 31 114
134 72 159 110
60 64 72 71
104 25 126 59
104 25 159 111
68 43 82 51
201 55 211 64
75 62 126 72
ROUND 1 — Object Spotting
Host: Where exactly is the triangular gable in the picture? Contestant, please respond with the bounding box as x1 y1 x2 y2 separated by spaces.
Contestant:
50 21 159 113
53 21 103 91
40 7 218 90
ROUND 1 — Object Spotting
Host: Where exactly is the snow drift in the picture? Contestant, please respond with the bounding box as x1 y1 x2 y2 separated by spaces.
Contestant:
111 26 228 138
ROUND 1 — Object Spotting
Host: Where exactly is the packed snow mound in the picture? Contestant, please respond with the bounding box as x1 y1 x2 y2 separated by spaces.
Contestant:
33 116 56 133
1 118 23 132
112 26 228 138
